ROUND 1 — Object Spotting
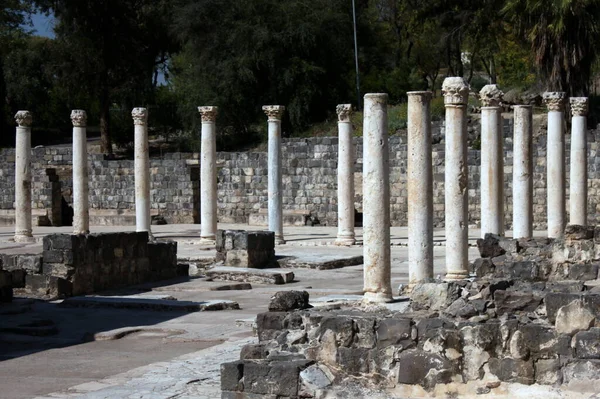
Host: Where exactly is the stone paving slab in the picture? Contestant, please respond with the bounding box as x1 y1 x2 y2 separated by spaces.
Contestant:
60 296 240 312
205 266 295 285
278 254 363 270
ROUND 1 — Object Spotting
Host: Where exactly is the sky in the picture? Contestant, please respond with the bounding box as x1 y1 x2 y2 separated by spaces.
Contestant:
30 12 55 38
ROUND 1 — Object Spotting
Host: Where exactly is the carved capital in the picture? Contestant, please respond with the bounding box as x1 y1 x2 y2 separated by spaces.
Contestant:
570 97 589 116
198 106 218 122
336 104 352 123
442 77 469 105
479 84 503 107
543 92 566 112
14 111 32 127
132 107 148 125
70 109 87 127
263 105 285 121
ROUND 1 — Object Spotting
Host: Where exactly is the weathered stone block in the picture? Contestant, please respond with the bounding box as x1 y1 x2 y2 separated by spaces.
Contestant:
220 360 244 392
410 283 462 311
396 350 453 387
565 224 594 240
256 312 288 341
240 344 268 360
574 328 600 359
244 359 312 397
317 316 355 347
555 300 595 335
535 358 562 385
546 293 600 323
493 290 541 315
17 255 43 273
216 230 275 268
42 250 63 264
563 360 600 390
568 263 599 280
470 258 493 277
268 290 310 311
488 358 534 385
376 318 412 348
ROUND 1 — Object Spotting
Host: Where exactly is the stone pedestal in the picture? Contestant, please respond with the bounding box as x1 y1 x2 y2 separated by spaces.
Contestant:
407 91 433 287
71 110 89 235
263 105 286 245
198 106 218 243
14 111 34 243
543 92 566 238
513 105 533 239
443 77 470 281
362 93 392 303
215 230 276 268
479 84 504 237
335 104 356 246
569 97 588 226
132 108 152 240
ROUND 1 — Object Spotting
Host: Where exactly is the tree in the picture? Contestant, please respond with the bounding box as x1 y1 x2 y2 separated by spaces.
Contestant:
0 1 33 146
36 0 178 153
503 0 600 95
171 0 356 142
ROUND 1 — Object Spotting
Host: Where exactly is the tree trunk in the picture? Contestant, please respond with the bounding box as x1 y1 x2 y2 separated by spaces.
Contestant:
100 85 112 155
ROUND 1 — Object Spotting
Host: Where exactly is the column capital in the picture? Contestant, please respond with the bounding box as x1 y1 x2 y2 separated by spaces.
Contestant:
336 104 352 122
132 107 148 125
543 92 566 111
70 109 87 127
479 84 503 107
14 111 32 127
442 77 469 105
570 97 589 116
262 105 285 121
198 106 218 122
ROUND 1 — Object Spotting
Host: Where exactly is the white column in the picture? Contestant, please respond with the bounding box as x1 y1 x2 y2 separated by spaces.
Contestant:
198 106 218 242
513 105 533 239
443 77 470 281
132 107 152 239
14 111 34 243
263 105 286 245
569 97 589 226
479 84 504 237
335 104 356 246
71 110 89 235
407 91 433 287
543 92 566 238
362 93 393 303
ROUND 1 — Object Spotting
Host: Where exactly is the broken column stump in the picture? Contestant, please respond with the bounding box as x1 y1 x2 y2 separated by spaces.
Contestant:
215 229 276 268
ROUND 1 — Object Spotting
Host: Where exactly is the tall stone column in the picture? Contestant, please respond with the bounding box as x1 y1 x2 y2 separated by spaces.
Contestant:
443 77 470 281
335 104 356 246
132 108 151 239
407 91 433 287
570 97 589 226
513 105 534 239
198 106 218 242
543 92 566 238
362 93 393 303
71 110 89 235
479 84 504 237
263 105 286 245
14 111 34 243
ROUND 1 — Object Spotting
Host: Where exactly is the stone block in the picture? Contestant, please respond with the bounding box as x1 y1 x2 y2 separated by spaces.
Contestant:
568 263 599 280
317 316 355 347
502 261 539 280
535 358 562 385
16 255 43 273
42 250 63 264
488 358 534 385
337 347 370 374
256 312 288 341
477 233 506 258
493 290 541 314
376 318 412 348
470 258 493 277
220 360 244 392
268 290 310 311
519 324 572 358
565 224 594 240
574 328 600 359
216 230 275 268
396 350 453 387
410 283 462 311
244 359 312 397
563 360 600 390
546 293 600 323
555 300 595 335
240 344 268 360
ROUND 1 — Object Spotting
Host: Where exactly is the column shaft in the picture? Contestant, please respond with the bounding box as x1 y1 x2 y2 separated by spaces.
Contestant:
335 104 355 245
363 93 392 303
544 92 566 238
512 105 533 239
569 97 589 226
72 110 89 234
14 111 33 242
132 108 151 238
407 91 433 286
198 107 218 242
443 77 469 281
263 106 285 245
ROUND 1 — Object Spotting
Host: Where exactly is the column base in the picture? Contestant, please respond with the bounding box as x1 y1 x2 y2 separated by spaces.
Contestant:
334 236 356 246
362 291 394 303
73 229 90 235
275 235 286 245
199 236 216 246
444 271 470 281
14 234 35 243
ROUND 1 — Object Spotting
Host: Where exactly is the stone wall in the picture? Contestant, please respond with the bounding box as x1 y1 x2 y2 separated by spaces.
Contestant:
1 121 599 228
0 233 180 299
